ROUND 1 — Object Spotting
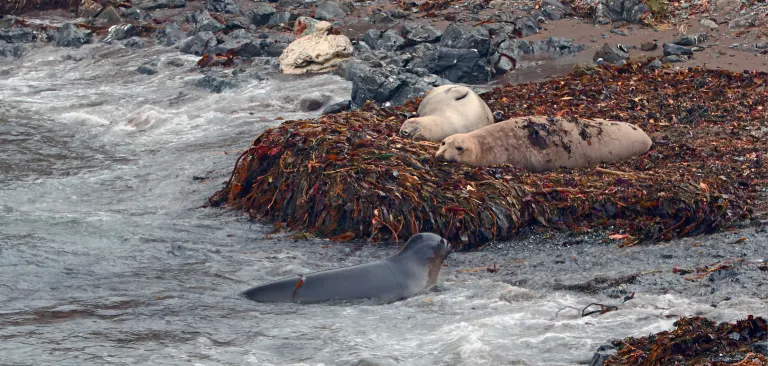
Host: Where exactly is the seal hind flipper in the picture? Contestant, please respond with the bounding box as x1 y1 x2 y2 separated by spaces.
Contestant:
442 86 470 101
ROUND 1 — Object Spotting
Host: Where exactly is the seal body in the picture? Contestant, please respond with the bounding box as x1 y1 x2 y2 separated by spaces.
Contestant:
242 233 452 304
399 85 494 142
435 116 652 172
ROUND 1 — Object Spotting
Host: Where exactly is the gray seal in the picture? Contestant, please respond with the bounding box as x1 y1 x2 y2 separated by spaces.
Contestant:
242 233 452 304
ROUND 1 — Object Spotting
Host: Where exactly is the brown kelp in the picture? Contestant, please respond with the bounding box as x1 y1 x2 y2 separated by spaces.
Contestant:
604 316 768 365
209 59 768 250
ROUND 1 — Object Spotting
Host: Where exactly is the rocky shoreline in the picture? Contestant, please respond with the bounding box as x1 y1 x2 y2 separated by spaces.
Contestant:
2 0 766 110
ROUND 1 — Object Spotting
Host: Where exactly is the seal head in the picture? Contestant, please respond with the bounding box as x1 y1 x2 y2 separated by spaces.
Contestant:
435 134 482 165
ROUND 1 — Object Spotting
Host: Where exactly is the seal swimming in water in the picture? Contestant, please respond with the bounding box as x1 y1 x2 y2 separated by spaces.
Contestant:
241 233 453 304
435 116 652 172
399 85 494 142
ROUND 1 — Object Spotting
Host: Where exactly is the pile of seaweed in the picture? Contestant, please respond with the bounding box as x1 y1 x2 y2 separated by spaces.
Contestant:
604 315 768 365
208 59 768 250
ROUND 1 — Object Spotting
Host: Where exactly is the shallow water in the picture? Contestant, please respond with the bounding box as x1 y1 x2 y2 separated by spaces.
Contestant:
1 41 765 366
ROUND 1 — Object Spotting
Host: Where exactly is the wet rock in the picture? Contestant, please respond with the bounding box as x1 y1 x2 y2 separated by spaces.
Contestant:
92 6 122 27
186 9 225 33
103 24 138 43
594 0 650 24
700 18 719 29
120 7 141 20
728 14 757 30
55 23 93 48
163 57 186 67
263 41 288 57
268 12 298 27
439 23 491 57
753 341 768 356
194 74 239 93
298 93 333 111
662 55 683 62
676 33 707 46
314 1 346 20
492 37 586 72
78 0 103 18
322 99 352 114
414 47 494 84
756 42 768 50
401 23 441 44
0 43 23 58
644 58 662 70
515 16 540 37
0 28 36 44
363 29 405 51
589 344 617 366
248 4 277 26
138 0 186 11
210 38 265 57
349 65 410 106
541 0 567 20
640 40 658 51
207 0 240 14
333 58 369 81
179 31 217 55
594 43 629 64
663 43 693 56
136 65 159 75
123 36 145 49
157 22 184 46
279 21 353 74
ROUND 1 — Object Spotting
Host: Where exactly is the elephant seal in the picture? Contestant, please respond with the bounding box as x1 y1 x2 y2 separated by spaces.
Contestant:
241 233 452 304
435 116 652 172
399 85 494 142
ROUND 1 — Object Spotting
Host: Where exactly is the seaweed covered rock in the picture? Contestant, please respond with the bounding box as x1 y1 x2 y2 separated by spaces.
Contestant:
603 316 767 365
210 60 767 249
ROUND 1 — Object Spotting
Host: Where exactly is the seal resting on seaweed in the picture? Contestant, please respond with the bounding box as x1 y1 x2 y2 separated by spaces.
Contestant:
399 85 494 142
241 233 453 304
435 116 652 172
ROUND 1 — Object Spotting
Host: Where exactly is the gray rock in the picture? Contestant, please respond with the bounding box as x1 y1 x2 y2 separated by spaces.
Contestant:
753 341 768 356
298 93 333 111
122 37 145 49
62 52 87 61
209 38 265 57
756 42 768 50
157 22 184 46
120 7 141 20
0 28 36 44
0 15 18 29
248 4 277 26
676 33 707 46
207 0 240 14
55 23 93 48
136 65 159 75
594 43 629 64
263 41 287 57
199 19 225 33
103 24 138 43
138 0 186 10
662 55 683 62
163 57 186 67
439 23 492 57
515 16 540 37
179 31 217 55
334 59 370 81
0 43 23 58
663 42 693 56
589 344 617 366
268 12 298 26
417 47 494 84
700 18 719 29
363 29 405 51
401 23 441 44
626 3 650 23
322 99 352 114
541 0 567 20
314 1 346 20
195 75 239 93
93 6 122 27
729 14 757 30
594 0 650 24
644 58 662 70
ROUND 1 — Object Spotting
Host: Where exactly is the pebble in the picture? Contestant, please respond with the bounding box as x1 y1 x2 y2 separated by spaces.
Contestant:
610 28 628 36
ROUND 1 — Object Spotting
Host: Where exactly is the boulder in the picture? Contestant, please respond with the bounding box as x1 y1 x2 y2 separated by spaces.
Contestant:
413 47 494 84
401 23 441 44
322 99 352 115
363 29 405 51
439 23 491 56
136 65 159 75
0 28 36 43
663 43 693 56
55 23 93 48
248 4 277 26
123 37 145 49
0 43 24 58
78 0 102 18
207 0 240 14
593 43 629 65
138 0 186 10
157 22 184 46
294 17 320 36
492 37 586 72
314 1 346 20
589 344 617 366
541 0 567 20
515 16 540 37
268 12 298 27
92 6 122 27
179 31 217 55
594 0 650 24
278 21 353 74
675 33 707 46
209 38 265 57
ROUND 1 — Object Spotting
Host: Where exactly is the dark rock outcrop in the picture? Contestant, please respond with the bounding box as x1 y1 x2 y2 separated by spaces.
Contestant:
137 0 186 11
156 22 184 46
314 1 346 20
55 23 93 48
663 43 693 56
207 0 239 14
401 23 441 44
593 43 629 65
179 31 217 55
0 43 24 58
439 23 491 57
0 28 36 44
594 0 650 24
363 29 406 51
412 47 494 84
248 4 277 26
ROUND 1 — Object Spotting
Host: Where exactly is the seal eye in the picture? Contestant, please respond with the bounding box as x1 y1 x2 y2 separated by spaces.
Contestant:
401 130 409 136
456 146 463 152
441 141 445 146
